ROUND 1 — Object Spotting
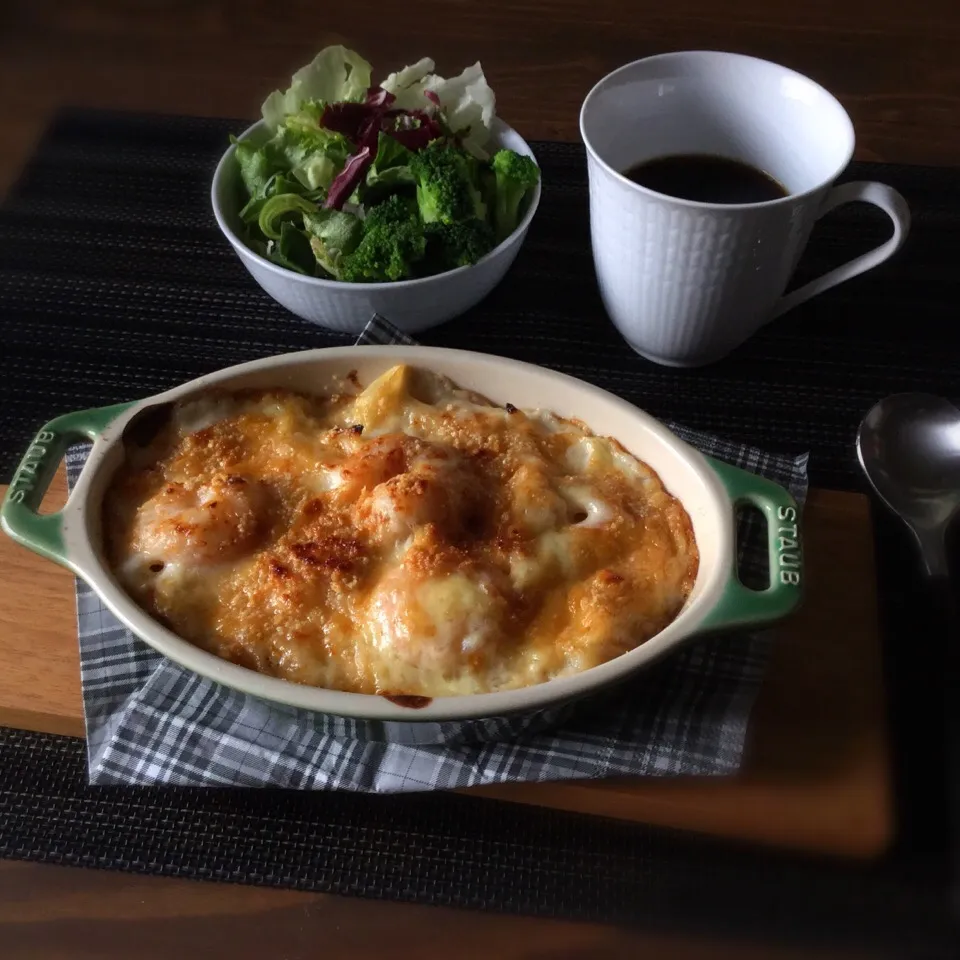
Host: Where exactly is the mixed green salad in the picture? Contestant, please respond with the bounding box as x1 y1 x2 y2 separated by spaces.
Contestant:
230 46 540 283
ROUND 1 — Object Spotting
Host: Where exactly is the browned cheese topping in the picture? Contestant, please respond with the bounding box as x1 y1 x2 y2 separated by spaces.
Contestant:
104 365 698 697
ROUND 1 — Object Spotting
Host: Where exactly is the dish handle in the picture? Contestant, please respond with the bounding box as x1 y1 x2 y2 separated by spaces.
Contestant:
1 403 134 567
698 456 803 632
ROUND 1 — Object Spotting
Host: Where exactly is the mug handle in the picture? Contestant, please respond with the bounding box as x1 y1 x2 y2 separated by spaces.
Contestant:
770 181 910 320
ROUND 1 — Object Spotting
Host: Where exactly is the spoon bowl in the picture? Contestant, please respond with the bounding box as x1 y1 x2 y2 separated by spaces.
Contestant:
857 392 960 577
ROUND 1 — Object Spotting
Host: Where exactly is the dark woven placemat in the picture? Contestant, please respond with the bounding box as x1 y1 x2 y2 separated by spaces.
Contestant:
1 109 958 951
1 109 959 490
0 728 954 953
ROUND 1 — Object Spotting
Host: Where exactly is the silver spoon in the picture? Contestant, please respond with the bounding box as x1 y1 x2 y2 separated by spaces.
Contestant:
857 393 960 579
857 392 960 912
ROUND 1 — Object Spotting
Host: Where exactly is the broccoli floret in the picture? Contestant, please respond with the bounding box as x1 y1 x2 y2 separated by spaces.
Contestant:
409 141 486 225
337 193 426 282
422 219 496 274
490 149 540 242
340 217 426 282
362 192 419 230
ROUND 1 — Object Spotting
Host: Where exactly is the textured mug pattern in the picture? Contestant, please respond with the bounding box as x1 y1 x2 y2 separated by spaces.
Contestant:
587 154 824 367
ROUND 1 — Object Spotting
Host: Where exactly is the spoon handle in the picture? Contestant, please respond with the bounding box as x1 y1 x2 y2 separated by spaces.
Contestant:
925 574 960 914
916 527 951 580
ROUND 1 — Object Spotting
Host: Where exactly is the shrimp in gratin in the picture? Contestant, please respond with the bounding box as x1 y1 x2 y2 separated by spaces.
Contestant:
128 475 265 568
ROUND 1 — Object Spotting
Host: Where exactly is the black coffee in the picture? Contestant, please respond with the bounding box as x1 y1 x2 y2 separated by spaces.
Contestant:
623 154 787 204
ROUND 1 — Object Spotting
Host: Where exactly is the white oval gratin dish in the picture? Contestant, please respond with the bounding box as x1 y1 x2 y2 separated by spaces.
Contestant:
1 347 803 737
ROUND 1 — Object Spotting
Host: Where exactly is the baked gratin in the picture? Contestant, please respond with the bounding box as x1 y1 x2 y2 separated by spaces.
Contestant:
103 365 698 699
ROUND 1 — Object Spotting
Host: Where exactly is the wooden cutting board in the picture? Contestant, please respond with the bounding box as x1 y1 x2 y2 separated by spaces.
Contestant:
0 467 892 859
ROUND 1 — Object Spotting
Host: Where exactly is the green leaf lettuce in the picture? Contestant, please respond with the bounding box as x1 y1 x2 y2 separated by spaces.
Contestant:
303 209 363 278
261 46 372 131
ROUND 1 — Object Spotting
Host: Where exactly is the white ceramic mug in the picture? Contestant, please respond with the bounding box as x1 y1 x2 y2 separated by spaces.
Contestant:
579 51 911 367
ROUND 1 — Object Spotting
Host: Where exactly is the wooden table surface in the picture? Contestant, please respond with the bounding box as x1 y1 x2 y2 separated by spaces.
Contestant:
1 0 957 955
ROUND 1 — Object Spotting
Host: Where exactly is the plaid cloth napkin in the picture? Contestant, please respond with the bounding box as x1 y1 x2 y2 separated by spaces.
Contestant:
68 315 808 789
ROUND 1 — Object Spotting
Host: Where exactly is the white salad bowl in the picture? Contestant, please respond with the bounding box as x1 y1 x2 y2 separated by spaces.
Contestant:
211 119 542 336
2 347 803 744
